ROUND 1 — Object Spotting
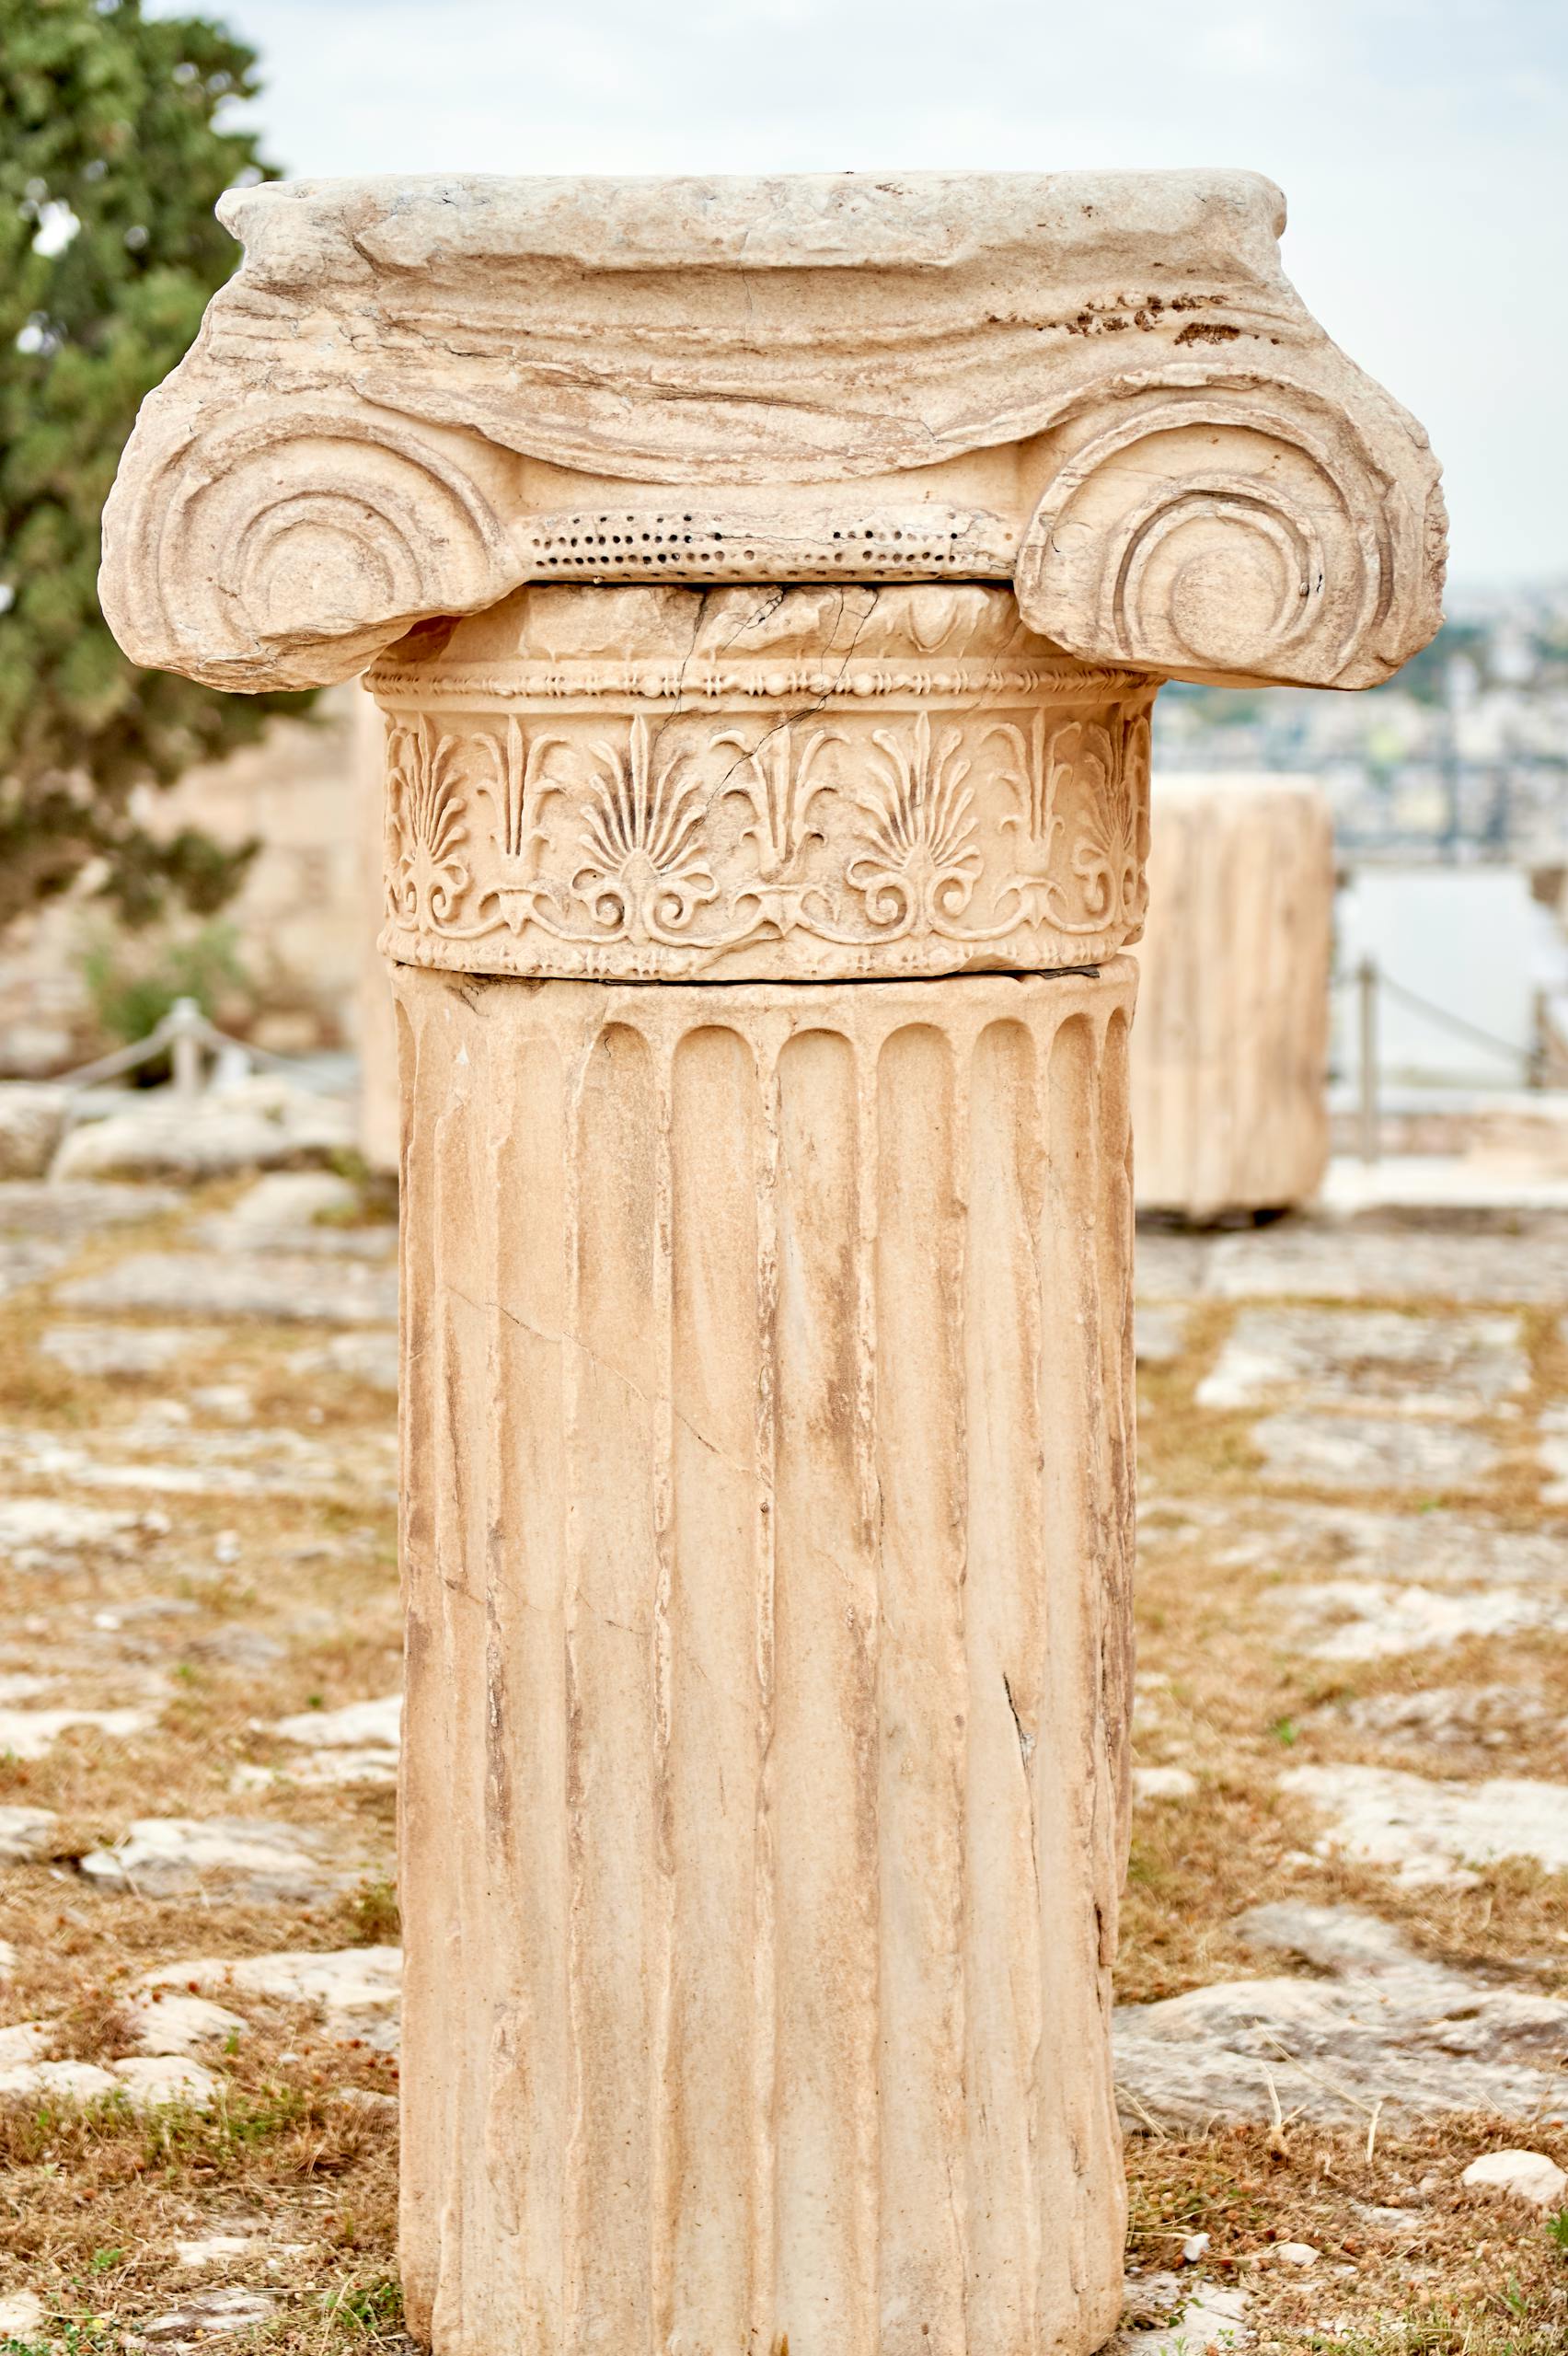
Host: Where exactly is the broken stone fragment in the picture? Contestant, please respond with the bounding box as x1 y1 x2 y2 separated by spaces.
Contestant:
1460 2149 1568 2209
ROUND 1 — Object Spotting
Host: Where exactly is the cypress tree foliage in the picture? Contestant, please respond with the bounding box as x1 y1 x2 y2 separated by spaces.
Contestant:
0 0 313 935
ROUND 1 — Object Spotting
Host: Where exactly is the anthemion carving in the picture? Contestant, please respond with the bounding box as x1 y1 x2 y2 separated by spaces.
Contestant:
99 170 1442 2356
369 584 1154 980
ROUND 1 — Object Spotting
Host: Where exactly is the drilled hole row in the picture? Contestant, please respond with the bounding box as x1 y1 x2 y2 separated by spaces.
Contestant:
533 543 969 572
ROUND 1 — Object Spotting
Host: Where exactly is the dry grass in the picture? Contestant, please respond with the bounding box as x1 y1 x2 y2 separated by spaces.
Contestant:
6 1195 1568 2342
1125 2117 1568 2351
0 1195 405 2346
1118 1263 1568 2342
0 2024 402 2349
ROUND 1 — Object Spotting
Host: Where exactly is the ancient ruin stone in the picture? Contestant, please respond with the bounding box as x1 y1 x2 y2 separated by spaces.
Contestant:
1133 776 1333 1219
99 168 1441 2356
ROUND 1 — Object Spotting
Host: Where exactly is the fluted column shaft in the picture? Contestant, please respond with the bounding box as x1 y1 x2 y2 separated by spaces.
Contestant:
395 968 1136 2356
377 583 1147 2356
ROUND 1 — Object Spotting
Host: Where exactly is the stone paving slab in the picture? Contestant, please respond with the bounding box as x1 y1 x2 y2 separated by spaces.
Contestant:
56 1249 398 1325
1204 1219 1568 1306
0 1421 397 1498
1279 1576 1568 1661
0 1495 159 1567
80 1816 355 1903
1115 1901 1568 2132
1281 1762 1568 1885
1134 1304 1189 1368
0 1180 182 1237
1535 1403 1568 1506
1134 1229 1215 1303
0 1237 68 1300
1333 1683 1563 1750
0 1803 60 1863
141 1947 402 2049
288 1330 399 1394
0 1702 153 1759
1237 1503 1568 1587
38 1322 229 1377
52 1087 355 1184
194 1214 397 1261
1197 1305 1528 1417
1252 1411 1504 1492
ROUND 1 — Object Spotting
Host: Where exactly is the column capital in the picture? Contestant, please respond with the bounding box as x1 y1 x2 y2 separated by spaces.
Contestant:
100 170 1443 695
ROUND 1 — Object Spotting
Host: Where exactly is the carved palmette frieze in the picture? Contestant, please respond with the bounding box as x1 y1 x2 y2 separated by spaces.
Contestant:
374 692 1153 979
373 596 1155 981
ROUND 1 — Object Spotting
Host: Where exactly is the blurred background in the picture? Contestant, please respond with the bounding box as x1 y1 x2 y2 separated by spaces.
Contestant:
3 0 1567 1157
4 10 1568 2351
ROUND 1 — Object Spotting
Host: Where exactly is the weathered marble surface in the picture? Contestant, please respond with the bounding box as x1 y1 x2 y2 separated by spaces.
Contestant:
356 683 400 1172
91 167 1447 2356
1117 1902 1568 2131
370 583 1155 982
395 959 1136 2356
100 172 1443 696
1197 1306 1528 1416
1132 774 1333 1218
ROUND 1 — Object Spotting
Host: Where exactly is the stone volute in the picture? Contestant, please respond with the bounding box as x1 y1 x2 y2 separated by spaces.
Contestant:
101 171 1442 2356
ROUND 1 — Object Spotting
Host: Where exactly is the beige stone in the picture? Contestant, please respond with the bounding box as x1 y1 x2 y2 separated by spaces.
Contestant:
369 583 1152 983
1133 774 1334 1218
395 959 1135 2355
97 171 1441 2356
144 683 366 1040
101 173 1442 699
355 685 399 1170
0 687 366 1064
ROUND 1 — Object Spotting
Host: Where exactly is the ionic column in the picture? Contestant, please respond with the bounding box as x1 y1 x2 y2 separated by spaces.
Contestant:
99 167 1443 2356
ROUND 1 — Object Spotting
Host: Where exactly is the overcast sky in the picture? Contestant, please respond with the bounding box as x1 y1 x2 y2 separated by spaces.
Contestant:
183 0 1565 590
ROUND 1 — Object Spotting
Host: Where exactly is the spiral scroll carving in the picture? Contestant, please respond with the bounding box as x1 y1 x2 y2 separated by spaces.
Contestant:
1013 377 1433 690
98 398 517 691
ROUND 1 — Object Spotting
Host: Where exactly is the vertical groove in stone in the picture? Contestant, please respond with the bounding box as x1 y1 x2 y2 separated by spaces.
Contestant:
1090 1002 1136 2343
750 1035 781 2356
649 1028 676 2356
1098 1005 1137 1922
397 989 454 2346
874 1025 967 2356
961 1019 1045 2356
436 1001 504 2351
772 1027 879 2356
393 966 1136 2356
485 1031 571 2356
566 1022 659 2356
663 1025 765 2353
1033 1012 1121 2348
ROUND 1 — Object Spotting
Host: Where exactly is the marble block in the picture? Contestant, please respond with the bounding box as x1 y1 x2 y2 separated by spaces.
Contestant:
1133 772 1334 1219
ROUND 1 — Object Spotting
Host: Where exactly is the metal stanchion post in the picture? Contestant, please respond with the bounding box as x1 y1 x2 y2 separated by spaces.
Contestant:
1357 956 1379 1166
167 996 204 1103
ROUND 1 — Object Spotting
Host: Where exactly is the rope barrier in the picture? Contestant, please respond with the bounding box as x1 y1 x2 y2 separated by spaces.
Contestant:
57 995 341 1096
1369 971 1530 1066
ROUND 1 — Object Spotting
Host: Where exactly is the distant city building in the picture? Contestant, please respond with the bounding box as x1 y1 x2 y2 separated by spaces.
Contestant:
1153 580 1568 865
